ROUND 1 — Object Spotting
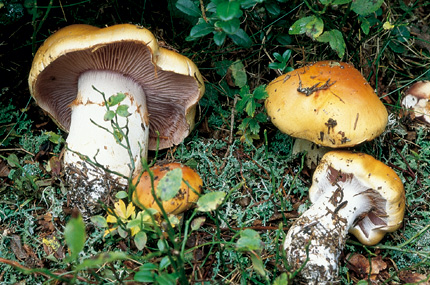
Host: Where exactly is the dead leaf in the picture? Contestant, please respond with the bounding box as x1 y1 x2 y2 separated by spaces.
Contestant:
10 235 28 260
346 253 387 280
399 270 430 285
0 158 10 177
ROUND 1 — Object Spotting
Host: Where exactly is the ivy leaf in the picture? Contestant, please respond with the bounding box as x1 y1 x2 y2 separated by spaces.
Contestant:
316 29 345 58
289 15 324 39
156 167 183 201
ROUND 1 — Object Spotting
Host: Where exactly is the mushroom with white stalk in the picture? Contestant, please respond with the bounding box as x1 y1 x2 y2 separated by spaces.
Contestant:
265 61 388 167
284 150 405 283
401 80 430 124
28 24 204 211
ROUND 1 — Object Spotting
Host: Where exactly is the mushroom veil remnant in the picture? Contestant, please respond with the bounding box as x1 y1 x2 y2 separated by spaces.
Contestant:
284 151 405 283
265 61 388 167
28 24 204 210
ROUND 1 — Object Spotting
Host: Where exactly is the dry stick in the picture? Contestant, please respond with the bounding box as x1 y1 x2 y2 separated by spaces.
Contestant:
0 257 96 283
218 96 238 172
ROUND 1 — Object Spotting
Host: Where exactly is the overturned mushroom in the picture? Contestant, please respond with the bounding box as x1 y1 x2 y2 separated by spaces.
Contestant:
401 80 430 124
265 61 388 167
28 24 204 210
132 162 202 215
284 151 405 283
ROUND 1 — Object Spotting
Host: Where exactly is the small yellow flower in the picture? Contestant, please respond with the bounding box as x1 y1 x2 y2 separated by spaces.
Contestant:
383 21 395 30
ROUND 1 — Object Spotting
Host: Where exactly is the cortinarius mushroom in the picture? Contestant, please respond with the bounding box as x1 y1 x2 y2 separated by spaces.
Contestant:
265 61 388 166
132 162 202 215
401 80 430 124
28 24 204 206
284 151 405 283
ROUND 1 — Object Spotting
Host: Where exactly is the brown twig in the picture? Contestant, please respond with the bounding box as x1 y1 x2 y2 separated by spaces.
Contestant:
0 257 96 283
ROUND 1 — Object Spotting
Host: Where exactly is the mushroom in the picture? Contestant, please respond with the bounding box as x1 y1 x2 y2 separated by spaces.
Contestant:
265 61 388 167
28 24 204 207
401 80 430 124
284 150 405 283
132 162 202 215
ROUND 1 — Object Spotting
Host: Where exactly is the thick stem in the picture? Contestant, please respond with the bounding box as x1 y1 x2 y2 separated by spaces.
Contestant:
64 70 149 214
284 175 371 284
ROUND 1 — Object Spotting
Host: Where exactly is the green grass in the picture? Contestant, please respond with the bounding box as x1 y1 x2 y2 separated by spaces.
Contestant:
1 0 430 283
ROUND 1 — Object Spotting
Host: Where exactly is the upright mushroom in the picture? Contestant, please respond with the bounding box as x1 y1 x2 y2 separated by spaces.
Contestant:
284 151 405 283
265 61 388 166
28 24 204 208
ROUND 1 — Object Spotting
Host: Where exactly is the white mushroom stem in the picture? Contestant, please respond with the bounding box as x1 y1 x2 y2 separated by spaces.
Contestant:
284 173 374 284
64 70 149 183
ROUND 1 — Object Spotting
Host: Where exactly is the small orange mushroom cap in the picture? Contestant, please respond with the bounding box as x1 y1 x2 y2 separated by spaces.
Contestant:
265 61 388 147
132 162 202 215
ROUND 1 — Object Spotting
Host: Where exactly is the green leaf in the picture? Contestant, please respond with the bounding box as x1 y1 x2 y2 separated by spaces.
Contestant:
360 17 371 35
213 31 226 46
175 0 201 17
316 29 345 58
229 60 247 88
189 20 215 38
289 15 324 39
215 60 233 77
65 214 86 260
113 129 124 143
6 153 20 167
253 85 268 100
236 95 251 113
76 252 129 271
245 99 256 117
216 1 241 21
45 131 64 144
115 191 128 199
319 0 351 4
249 252 266 277
191 217 206 231
215 18 240 34
107 93 126 107
156 167 182 201
351 0 383 16
134 270 156 283
116 105 131 117
228 28 252 48
90 215 108 228
273 273 289 285
248 118 260 134
197 191 226 212
236 229 263 251
104 110 115 121
265 2 280 17
159 255 171 271
155 273 178 285
134 231 147 250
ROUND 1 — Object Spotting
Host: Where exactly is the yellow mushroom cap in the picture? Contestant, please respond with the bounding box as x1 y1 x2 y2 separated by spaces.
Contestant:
29 23 205 150
265 61 388 147
310 151 405 245
132 162 202 215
